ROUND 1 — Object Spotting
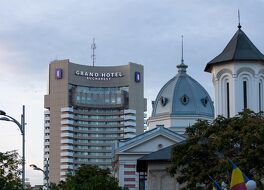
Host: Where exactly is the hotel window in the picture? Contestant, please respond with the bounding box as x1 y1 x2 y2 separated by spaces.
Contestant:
81 96 85 103
117 97 121 104
105 98 110 103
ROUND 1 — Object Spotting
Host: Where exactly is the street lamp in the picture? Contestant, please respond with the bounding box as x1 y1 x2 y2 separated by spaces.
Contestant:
0 105 26 189
30 164 49 190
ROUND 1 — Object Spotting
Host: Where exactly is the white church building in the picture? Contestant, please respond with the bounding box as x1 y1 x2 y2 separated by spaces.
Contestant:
205 24 264 118
113 23 264 190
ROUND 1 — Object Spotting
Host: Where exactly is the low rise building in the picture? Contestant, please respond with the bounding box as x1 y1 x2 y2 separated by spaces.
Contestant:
113 126 185 190
137 145 184 190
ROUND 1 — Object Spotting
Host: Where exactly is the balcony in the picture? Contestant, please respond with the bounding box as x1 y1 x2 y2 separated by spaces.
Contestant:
61 126 74 131
122 115 136 120
124 121 136 127
61 139 74 144
60 164 74 170
74 102 126 109
124 109 136 114
61 107 73 112
44 154 49 159
73 109 122 116
75 160 111 166
61 120 74 125
73 155 111 159
124 127 136 133
73 135 122 140
73 116 123 122
60 158 74 163
44 110 50 114
61 145 74 150
44 128 50 134
73 129 123 134
44 123 50 127
74 148 112 153
61 113 73 119
60 152 74 157
61 132 74 138
124 133 136 138
72 123 124 128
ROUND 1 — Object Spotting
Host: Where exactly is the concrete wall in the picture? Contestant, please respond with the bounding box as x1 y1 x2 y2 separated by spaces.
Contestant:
147 162 181 190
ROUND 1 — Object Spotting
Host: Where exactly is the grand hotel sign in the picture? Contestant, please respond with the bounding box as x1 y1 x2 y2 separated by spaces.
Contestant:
75 70 124 81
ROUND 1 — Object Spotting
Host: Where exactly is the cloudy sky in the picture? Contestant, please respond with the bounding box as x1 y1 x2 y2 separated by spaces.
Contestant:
0 0 264 186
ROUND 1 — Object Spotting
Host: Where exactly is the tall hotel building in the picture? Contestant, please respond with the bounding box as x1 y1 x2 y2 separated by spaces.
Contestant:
44 59 146 183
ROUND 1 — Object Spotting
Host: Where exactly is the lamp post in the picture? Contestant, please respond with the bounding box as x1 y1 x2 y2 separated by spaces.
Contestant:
0 105 26 189
30 164 49 190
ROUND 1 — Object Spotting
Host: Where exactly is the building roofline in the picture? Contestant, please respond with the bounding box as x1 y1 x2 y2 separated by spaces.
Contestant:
117 126 185 152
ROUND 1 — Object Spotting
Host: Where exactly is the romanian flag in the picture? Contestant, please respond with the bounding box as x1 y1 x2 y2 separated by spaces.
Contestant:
228 159 247 190
209 176 221 190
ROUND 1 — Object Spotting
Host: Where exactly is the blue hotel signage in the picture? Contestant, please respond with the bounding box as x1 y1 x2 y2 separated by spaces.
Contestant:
135 72 140 83
55 68 63 79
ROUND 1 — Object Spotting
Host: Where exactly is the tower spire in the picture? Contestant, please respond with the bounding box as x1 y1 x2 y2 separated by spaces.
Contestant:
181 35 184 64
91 38 96 66
238 9 241 29
177 35 188 73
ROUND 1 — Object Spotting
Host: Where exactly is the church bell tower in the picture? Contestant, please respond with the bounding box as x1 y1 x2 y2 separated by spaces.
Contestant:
205 23 264 117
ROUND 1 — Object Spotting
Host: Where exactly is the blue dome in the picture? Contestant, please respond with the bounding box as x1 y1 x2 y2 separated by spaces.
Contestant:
151 63 214 118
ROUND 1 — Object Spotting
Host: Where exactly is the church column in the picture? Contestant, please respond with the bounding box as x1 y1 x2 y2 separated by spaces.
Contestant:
213 75 220 117
252 74 258 112
231 74 238 117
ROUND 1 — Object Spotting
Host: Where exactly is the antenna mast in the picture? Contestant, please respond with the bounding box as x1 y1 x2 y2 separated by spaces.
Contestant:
91 38 96 66
181 35 184 64
238 10 241 29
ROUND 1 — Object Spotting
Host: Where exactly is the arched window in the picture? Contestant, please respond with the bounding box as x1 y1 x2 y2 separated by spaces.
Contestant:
226 81 230 118
217 69 232 118
239 73 251 111
259 78 264 112
221 76 230 118
243 80 247 109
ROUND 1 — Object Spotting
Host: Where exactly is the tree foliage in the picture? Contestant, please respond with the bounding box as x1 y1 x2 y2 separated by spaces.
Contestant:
169 109 264 189
0 150 22 190
52 164 127 190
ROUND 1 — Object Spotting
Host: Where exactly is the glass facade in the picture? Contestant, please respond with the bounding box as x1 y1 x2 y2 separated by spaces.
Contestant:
73 86 129 106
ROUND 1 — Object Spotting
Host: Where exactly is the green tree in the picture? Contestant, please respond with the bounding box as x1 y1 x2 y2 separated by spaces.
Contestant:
0 150 22 190
169 109 264 189
57 164 127 190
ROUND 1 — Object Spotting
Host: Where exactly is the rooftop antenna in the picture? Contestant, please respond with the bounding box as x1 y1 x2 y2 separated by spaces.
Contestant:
238 9 241 29
91 38 96 66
